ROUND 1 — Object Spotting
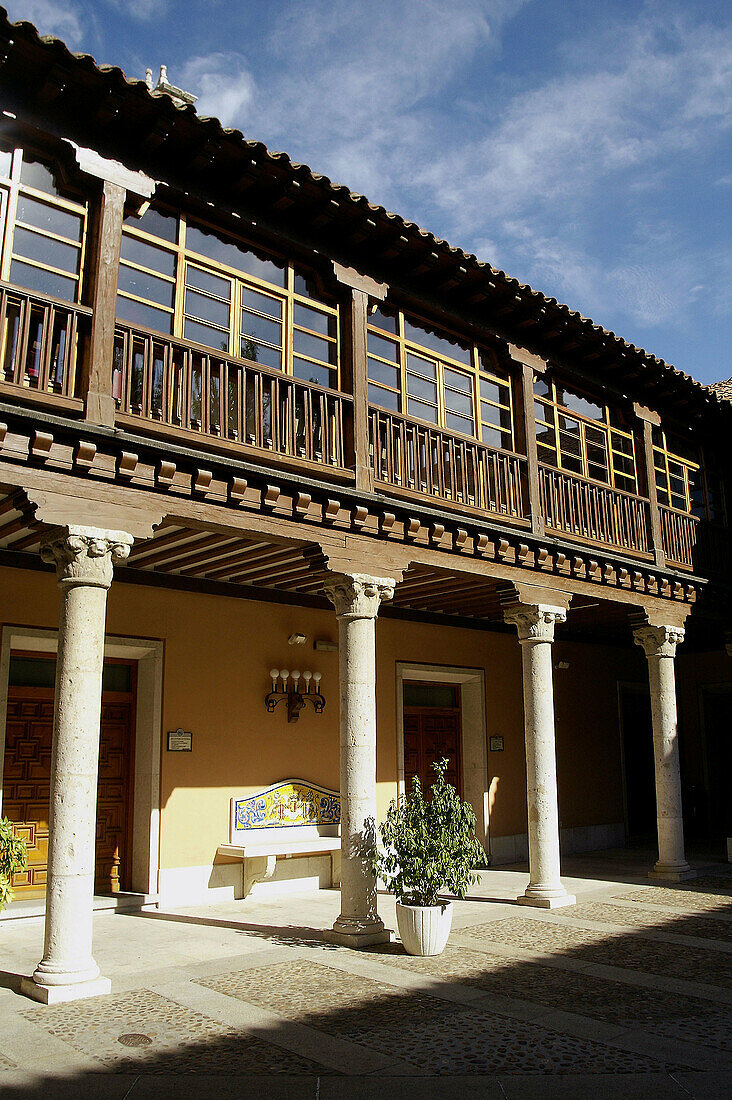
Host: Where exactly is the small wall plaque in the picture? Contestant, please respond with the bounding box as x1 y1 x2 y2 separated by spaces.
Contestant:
167 728 192 752
489 736 504 752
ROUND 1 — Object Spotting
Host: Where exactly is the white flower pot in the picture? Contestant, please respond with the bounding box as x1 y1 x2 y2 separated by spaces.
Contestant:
395 900 453 956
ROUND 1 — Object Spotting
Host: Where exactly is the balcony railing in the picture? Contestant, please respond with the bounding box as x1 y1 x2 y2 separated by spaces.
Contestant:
540 465 652 556
369 406 527 520
113 322 352 474
0 283 88 409
660 505 730 573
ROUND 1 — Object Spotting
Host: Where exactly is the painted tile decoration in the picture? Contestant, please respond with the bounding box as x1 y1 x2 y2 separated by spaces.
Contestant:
234 779 340 832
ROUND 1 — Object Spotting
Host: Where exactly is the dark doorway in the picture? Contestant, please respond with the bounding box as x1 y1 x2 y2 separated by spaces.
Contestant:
618 683 656 842
700 685 732 850
403 681 462 797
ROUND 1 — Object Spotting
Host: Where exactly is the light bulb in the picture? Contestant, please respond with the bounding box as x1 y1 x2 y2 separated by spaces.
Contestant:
313 671 322 689
292 670 301 689
303 670 312 692
270 668 279 689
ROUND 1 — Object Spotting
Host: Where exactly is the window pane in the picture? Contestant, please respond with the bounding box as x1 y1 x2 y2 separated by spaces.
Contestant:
16 195 82 241
186 222 286 286
294 302 334 337
444 367 471 393
241 309 282 347
611 432 634 457
19 158 58 195
584 424 606 447
293 328 335 363
368 358 399 389
184 317 229 351
406 374 437 403
444 388 473 416
0 148 12 179
558 414 580 436
586 442 608 465
445 411 473 435
404 316 471 365
559 432 581 457
13 226 79 274
122 234 177 276
535 400 554 424
240 339 282 369
406 352 436 379
482 401 511 429
480 377 508 404
243 286 283 319
292 357 335 388
403 683 459 707
9 259 76 301
613 454 636 477
483 424 509 449
118 265 175 308
535 423 556 447
186 287 230 328
588 462 609 483
369 383 399 410
367 331 398 362
368 306 397 334
117 294 173 333
407 398 438 423
186 265 230 299
124 205 178 242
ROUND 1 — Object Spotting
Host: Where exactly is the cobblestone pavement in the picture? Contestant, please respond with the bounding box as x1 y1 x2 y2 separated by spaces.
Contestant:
1 856 732 1098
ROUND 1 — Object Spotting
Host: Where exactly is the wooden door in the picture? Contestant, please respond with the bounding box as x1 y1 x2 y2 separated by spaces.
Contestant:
3 675 135 897
403 707 462 797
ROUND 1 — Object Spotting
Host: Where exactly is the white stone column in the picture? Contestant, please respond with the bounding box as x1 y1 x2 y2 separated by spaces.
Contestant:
21 525 132 1004
504 603 576 908
633 624 695 881
323 572 395 947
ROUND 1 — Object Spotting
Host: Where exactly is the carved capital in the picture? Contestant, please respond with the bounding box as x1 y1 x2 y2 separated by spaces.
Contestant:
323 573 396 620
633 624 685 659
41 525 133 589
504 603 567 643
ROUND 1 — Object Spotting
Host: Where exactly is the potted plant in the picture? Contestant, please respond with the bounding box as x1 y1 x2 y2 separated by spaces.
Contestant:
371 758 484 956
0 817 27 914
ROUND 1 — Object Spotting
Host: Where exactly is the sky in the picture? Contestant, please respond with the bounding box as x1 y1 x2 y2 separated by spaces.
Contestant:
5 0 732 385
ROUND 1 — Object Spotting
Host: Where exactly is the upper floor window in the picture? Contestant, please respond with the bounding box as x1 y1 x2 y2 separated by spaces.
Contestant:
0 146 87 303
534 376 638 493
117 207 340 390
652 428 724 521
366 305 515 452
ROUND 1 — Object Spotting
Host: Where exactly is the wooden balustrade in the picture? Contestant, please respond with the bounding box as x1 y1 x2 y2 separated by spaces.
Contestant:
113 321 351 471
0 283 88 407
660 505 730 573
369 406 527 519
539 464 652 555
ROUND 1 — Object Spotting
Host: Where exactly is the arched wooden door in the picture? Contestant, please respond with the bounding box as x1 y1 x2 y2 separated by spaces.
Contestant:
3 655 136 898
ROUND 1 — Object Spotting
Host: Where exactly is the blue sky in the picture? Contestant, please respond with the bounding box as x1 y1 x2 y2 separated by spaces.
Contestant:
7 0 731 385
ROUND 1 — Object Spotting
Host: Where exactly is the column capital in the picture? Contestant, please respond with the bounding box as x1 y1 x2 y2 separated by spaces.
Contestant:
41 525 133 589
323 572 395 620
633 623 685 658
504 603 567 643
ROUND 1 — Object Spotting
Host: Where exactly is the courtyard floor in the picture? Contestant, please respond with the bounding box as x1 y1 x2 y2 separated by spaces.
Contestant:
0 850 730 1098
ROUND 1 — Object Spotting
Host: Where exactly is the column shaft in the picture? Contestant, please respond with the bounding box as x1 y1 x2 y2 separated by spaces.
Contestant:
21 526 132 1004
635 623 694 880
324 572 395 947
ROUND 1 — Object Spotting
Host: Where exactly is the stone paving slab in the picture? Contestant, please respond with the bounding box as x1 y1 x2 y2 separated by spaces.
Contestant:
365 941 732 1052
199 957 684 1075
615 886 732 912
458 915 732 988
21 987 334 1075
563 902 732 943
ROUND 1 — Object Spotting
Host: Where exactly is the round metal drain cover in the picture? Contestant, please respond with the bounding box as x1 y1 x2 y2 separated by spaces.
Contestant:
117 1033 153 1048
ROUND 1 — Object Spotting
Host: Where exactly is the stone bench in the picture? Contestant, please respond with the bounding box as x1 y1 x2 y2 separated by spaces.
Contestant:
217 779 341 888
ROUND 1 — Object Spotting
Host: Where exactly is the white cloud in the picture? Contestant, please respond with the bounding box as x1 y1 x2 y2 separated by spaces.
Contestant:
4 0 83 45
105 0 168 22
180 53 256 126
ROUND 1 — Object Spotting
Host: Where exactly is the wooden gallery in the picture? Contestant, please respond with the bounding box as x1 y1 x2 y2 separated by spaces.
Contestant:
0 11 729 1004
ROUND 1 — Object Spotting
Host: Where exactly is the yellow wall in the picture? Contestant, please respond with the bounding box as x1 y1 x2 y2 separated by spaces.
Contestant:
4 563 722 876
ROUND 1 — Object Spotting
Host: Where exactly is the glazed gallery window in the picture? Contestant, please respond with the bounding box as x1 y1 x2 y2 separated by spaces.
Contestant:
0 146 87 303
117 207 340 390
366 305 514 451
652 428 724 521
533 377 638 493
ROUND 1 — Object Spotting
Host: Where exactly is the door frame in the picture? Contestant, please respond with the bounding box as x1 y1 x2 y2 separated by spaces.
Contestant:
403 683 463 798
396 662 487 846
0 626 163 897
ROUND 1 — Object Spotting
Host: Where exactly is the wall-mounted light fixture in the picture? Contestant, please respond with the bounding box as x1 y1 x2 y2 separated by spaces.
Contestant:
266 668 325 723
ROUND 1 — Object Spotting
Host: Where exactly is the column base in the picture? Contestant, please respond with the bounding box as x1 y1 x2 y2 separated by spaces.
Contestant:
20 975 111 1004
324 914 393 948
649 864 696 882
518 892 576 909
